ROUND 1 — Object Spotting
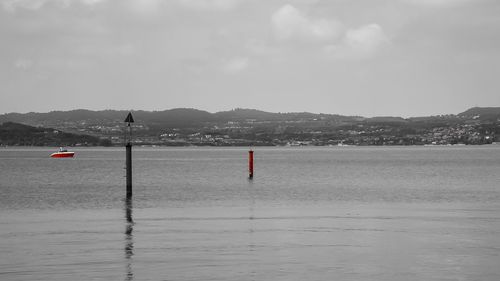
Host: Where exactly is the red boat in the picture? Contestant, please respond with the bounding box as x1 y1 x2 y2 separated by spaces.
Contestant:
50 148 75 158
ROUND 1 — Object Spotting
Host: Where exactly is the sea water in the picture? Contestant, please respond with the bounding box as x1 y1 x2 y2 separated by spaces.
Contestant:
1 146 499 280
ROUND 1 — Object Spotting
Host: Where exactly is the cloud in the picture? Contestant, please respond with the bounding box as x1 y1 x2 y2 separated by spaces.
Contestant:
222 57 249 73
13 58 34 70
125 0 241 15
80 0 103 5
74 43 137 57
2 0 47 11
324 24 388 60
271 4 342 42
177 0 240 11
126 0 163 15
402 0 473 6
2 0 105 12
270 5 388 60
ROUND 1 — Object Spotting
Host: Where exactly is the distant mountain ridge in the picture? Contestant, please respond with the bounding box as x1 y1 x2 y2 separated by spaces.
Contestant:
0 107 498 146
0 107 363 128
458 107 500 120
0 122 110 146
1 107 498 128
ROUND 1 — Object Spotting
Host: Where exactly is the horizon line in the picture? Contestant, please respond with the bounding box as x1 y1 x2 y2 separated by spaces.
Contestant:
0 105 498 119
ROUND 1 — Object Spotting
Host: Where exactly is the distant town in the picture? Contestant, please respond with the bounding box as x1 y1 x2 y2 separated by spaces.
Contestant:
1 107 499 147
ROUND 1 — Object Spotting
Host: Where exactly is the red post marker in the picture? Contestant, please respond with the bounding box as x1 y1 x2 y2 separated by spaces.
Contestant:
248 150 254 179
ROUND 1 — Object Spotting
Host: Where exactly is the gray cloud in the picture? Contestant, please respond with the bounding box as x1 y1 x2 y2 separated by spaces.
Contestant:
13 58 33 70
325 24 389 60
0 0 498 116
402 0 475 7
271 4 388 60
221 57 249 74
177 0 242 11
271 4 342 42
1 0 105 12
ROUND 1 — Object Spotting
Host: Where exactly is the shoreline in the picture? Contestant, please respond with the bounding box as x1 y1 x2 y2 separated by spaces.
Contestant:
1 143 499 149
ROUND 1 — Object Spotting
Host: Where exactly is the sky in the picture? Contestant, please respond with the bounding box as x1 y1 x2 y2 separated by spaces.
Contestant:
1 0 499 117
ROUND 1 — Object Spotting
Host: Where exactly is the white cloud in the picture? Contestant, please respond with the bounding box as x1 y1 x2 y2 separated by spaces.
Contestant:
13 58 34 70
116 44 136 56
344 24 388 53
126 0 163 15
2 0 46 11
402 0 473 6
245 39 279 56
271 4 342 42
222 57 249 73
38 57 95 70
177 0 240 11
324 24 388 60
270 5 388 60
2 0 105 12
127 0 240 15
80 0 103 5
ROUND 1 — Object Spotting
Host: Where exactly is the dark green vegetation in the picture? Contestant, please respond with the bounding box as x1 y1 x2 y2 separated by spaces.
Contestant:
1 107 499 146
0 122 111 146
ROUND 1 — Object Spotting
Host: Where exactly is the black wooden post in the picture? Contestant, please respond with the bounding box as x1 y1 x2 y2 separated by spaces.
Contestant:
126 143 132 198
124 112 134 198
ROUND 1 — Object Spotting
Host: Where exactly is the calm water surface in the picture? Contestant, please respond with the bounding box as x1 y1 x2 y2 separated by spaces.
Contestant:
1 146 500 280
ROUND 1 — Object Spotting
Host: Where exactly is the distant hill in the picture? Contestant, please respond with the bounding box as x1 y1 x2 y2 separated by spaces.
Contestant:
364 116 408 124
212 108 360 123
0 106 498 136
213 108 279 121
0 122 110 146
0 107 360 129
0 108 214 128
3 107 498 128
1 107 498 146
458 107 500 121
0 109 124 124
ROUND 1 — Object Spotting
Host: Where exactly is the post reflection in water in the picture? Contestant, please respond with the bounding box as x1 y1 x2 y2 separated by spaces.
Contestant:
124 197 134 281
247 181 256 281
